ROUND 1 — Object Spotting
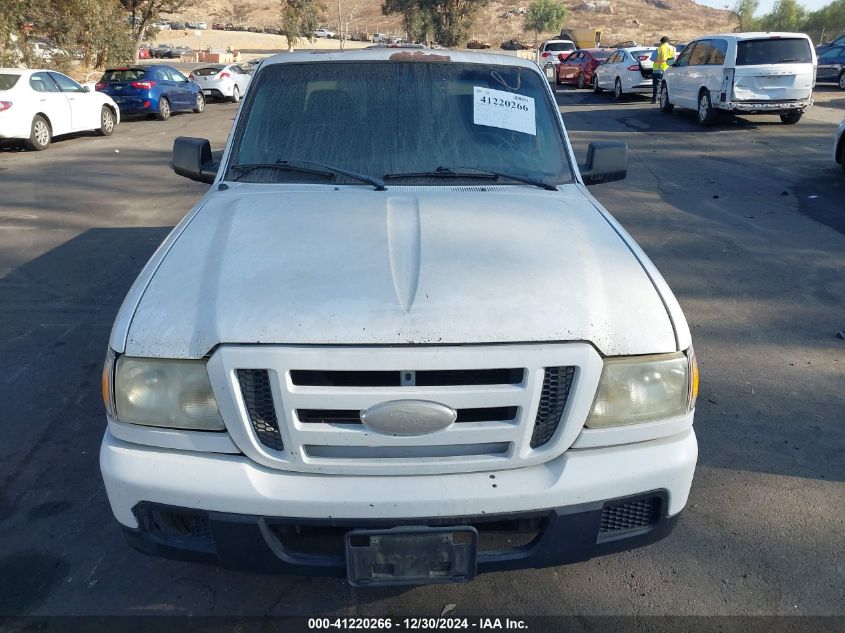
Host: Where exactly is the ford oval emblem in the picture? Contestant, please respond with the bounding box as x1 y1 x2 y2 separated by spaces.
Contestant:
361 400 457 436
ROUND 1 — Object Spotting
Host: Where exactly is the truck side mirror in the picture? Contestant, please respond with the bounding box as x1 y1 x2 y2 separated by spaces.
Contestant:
172 137 218 183
579 141 627 186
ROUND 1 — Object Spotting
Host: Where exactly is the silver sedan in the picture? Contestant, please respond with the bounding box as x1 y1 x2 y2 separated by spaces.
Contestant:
189 64 251 103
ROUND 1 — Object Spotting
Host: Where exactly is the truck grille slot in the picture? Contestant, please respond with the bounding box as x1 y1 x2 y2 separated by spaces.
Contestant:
530 366 576 448
296 406 518 425
600 496 661 533
236 369 284 451
290 368 525 387
304 443 510 459
218 345 593 475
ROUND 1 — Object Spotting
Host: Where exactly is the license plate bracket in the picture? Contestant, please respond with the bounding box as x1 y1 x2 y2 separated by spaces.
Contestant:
345 526 477 587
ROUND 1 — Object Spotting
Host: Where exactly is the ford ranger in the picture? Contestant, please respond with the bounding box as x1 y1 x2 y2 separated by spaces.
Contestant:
99 49 699 586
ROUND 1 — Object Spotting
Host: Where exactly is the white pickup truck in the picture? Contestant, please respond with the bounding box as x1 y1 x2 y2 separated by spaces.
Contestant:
100 49 698 586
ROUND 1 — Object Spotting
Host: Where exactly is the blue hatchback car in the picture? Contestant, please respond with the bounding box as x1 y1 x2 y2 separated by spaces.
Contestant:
95 65 205 120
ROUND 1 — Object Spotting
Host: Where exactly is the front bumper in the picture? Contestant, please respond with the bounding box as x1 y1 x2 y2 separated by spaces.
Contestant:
101 429 696 575
101 429 697 527
123 492 682 577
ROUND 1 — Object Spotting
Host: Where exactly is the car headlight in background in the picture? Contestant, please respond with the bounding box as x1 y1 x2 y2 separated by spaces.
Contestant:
586 349 698 429
105 355 225 431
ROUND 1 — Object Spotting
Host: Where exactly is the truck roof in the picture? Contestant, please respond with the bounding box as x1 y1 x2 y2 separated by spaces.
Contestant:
259 48 541 71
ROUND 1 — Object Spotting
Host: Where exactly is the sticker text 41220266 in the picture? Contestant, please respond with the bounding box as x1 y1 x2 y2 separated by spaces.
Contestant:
473 86 536 136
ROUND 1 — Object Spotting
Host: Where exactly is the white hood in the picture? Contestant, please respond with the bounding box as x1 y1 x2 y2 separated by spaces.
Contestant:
123 185 677 358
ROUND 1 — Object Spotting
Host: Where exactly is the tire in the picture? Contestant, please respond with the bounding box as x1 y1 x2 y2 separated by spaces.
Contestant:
614 77 623 101
577 72 586 89
193 92 205 113
26 115 51 151
659 83 674 113
98 106 115 136
779 111 802 124
697 90 718 126
157 96 171 121
231 85 240 103
592 74 603 93
838 71 845 90
839 141 845 175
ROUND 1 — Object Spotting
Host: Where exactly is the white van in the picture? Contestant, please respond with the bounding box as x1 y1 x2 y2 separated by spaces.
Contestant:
659 32 816 125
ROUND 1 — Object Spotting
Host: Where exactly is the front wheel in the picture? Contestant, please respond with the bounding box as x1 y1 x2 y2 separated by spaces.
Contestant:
27 114 51 151
779 111 803 124
697 91 718 126
577 72 586 89
98 106 115 136
659 83 674 113
193 92 205 113
592 74 603 93
614 78 623 101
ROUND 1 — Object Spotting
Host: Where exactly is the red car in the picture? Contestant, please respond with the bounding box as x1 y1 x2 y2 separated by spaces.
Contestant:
137 46 150 59
556 48 613 88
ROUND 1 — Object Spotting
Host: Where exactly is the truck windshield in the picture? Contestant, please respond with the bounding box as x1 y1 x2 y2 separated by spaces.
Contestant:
226 61 573 187
736 38 812 65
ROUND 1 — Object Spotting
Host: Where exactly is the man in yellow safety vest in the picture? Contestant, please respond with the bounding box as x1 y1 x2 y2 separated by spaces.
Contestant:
652 36 675 103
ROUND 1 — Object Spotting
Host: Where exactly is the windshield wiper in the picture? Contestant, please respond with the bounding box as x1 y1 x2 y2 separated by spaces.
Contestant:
383 166 558 191
230 159 386 190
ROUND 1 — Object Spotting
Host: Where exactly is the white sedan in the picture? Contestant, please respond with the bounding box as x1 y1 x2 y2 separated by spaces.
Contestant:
189 64 252 103
0 68 119 150
314 28 336 38
593 47 656 100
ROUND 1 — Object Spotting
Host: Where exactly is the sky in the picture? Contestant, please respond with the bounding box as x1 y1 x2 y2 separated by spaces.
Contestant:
695 0 832 16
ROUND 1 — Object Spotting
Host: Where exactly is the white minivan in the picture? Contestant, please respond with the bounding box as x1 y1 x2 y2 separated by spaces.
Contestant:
659 32 816 125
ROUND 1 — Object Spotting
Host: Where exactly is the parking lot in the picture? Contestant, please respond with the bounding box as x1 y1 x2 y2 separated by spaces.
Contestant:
0 76 843 622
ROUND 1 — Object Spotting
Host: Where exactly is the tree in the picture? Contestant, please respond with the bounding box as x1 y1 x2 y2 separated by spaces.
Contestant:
523 0 566 46
0 0 35 67
760 0 805 32
280 0 324 49
382 0 489 47
381 0 432 43
121 0 197 62
733 0 759 31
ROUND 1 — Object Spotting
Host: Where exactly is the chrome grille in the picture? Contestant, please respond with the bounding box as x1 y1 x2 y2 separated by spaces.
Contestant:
214 344 599 475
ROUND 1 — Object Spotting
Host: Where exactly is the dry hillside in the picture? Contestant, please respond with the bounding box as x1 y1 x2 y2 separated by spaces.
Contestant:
165 0 737 47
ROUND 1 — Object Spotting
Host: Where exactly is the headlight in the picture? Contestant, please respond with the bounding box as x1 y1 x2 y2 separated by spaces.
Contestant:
113 356 225 431
586 350 698 429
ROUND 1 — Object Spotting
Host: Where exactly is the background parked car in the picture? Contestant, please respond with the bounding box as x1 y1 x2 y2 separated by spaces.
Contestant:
189 64 251 103
539 39 577 69
314 28 336 38
556 48 613 88
137 46 150 59
212 23 225 30
95 65 205 121
816 34 845 55
169 21 184 30
816 45 845 89
593 47 656 98
466 39 491 49
0 68 119 150
197 22 208 30
501 39 530 50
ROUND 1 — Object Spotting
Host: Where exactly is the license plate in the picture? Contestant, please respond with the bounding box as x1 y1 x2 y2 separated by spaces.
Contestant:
345 526 477 587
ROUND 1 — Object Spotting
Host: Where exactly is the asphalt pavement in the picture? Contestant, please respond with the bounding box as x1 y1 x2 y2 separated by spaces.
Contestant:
0 83 843 623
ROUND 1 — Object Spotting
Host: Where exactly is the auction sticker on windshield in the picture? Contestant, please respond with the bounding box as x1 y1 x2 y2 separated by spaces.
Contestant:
473 87 536 136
